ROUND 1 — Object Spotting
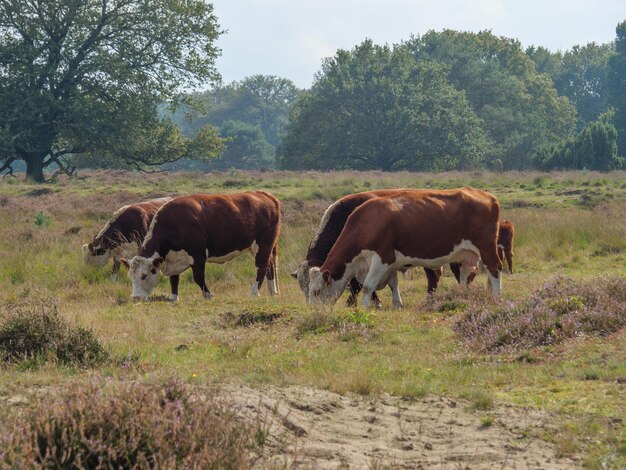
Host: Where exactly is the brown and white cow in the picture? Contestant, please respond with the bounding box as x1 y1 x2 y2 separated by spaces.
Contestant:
292 190 402 307
82 197 172 280
122 191 281 301
308 188 503 307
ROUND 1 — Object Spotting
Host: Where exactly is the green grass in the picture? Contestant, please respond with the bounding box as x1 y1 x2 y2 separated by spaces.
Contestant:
0 169 625 467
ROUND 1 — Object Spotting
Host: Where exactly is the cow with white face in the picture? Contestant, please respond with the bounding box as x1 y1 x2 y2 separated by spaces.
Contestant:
122 191 281 301
308 188 503 307
82 197 171 280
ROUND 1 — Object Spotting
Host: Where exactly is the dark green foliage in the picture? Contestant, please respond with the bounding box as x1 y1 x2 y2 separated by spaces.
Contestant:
0 380 265 468
534 118 623 170
279 39 487 171
170 75 301 169
0 301 107 367
0 0 224 181
407 30 576 169
528 43 614 130
607 20 626 155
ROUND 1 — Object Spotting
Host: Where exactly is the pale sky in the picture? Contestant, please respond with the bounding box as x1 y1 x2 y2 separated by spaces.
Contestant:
209 0 625 89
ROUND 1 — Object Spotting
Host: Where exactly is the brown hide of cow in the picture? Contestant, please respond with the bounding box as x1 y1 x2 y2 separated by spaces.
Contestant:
137 191 281 299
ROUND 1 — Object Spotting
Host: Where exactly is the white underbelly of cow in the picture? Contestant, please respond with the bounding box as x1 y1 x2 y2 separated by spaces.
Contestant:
393 239 481 270
206 241 259 265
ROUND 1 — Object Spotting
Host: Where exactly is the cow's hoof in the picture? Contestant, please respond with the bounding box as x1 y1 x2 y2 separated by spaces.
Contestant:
110 274 118 282
374 301 383 309
169 294 179 302
203 291 213 300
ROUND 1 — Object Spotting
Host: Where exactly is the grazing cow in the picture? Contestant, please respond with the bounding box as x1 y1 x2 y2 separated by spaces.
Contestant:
292 190 402 307
82 197 172 280
308 188 503 308
426 220 515 291
122 191 281 301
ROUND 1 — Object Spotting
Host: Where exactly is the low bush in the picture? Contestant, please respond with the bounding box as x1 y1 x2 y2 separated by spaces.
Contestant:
0 299 107 367
454 276 626 352
0 380 266 468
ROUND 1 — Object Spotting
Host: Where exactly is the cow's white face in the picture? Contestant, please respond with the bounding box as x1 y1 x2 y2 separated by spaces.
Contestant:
307 267 345 305
291 261 310 300
126 254 163 300
82 243 110 267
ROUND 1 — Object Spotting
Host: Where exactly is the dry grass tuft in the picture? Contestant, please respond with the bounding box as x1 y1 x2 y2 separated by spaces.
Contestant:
0 298 108 367
0 380 267 469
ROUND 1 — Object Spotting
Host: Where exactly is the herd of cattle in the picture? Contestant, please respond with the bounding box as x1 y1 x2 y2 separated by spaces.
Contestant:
82 188 514 307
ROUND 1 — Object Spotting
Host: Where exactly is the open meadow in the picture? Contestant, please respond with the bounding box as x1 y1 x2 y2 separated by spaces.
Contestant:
0 170 625 468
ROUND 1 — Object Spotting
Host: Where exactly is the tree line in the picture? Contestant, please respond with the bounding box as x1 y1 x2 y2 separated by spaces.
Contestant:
0 2 624 181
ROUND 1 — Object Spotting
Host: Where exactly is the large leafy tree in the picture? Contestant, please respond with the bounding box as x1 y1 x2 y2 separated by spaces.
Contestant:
608 20 626 155
406 30 576 169
528 43 613 129
278 40 487 171
0 0 224 182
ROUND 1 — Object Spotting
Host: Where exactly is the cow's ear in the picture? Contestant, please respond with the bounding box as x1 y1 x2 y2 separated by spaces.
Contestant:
152 257 164 268
120 258 130 268
322 270 331 286
291 270 298 279
88 242 93 251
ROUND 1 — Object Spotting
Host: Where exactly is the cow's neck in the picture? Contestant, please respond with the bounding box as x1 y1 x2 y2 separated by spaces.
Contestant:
320 240 362 282
140 237 169 259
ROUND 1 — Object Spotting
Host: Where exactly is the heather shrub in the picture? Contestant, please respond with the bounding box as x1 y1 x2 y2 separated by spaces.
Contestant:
0 299 107 366
0 380 266 469
421 286 496 314
454 276 626 352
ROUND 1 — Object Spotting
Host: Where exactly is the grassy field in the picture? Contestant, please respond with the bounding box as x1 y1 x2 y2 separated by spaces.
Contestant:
0 169 625 468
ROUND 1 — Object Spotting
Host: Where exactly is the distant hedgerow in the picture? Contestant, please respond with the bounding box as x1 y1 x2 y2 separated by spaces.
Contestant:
0 380 266 469
454 276 626 352
0 299 107 367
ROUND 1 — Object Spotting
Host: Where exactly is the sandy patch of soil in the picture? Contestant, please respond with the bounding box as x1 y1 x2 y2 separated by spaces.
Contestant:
227 384 578 469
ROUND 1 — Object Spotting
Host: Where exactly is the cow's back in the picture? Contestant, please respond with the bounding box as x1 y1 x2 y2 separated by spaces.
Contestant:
143 191 280 257
339 188 500 263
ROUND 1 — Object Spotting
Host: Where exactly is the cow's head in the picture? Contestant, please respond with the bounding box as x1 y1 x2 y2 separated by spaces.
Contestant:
291 260 311 300
307 267 345 305
122 254 163 300
82 242 111 267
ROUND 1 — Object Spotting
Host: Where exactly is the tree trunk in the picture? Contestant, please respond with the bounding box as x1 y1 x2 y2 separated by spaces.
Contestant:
25 155 46 183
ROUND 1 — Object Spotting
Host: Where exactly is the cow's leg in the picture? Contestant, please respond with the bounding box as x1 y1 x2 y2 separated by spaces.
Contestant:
505 248 514 274
424 267 442 293
169 274 180 301
449 262 461 284
388 271 403 310
265 243 279 296
110 258 120 281
346 278 361 306
252 225 281 297
478 244 503 298
360 255 389 308
191 258 212 299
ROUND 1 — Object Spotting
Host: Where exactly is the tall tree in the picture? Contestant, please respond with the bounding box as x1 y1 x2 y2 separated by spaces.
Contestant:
406 30 576 169
529 43 613 129
278 40 487 171
0 0 224 182
608 20 626 155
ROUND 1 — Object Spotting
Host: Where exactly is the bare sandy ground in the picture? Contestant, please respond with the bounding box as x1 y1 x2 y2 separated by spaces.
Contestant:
227 384 579 469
